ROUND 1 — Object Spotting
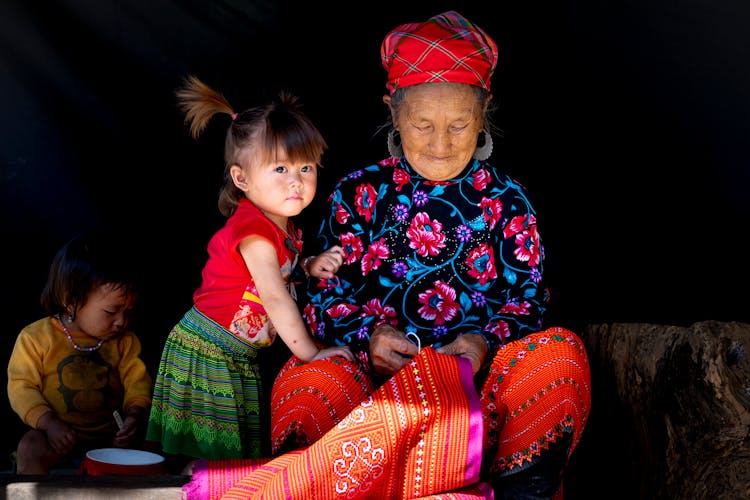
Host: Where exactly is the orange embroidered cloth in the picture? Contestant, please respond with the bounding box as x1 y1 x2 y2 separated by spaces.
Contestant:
183 347 492 499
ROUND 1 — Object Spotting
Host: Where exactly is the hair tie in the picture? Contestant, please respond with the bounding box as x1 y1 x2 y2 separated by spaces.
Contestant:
231 113 238 121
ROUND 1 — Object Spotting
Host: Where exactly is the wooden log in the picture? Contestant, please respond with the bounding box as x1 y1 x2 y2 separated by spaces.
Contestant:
582 321 750 499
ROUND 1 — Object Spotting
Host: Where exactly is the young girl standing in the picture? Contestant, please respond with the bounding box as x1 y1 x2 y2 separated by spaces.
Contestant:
146 76 352 462
8 230 153 474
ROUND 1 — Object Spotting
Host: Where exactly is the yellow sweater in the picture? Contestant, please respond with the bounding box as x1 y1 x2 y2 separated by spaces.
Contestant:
7 316 153 440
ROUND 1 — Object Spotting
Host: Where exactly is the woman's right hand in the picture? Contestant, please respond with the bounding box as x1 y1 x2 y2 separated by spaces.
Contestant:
369 324 419 376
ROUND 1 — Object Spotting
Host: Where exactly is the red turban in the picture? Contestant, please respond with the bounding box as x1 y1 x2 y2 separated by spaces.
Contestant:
380 11 499 95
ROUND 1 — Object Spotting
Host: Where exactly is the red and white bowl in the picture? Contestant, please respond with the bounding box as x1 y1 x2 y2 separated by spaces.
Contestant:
80 448 165 476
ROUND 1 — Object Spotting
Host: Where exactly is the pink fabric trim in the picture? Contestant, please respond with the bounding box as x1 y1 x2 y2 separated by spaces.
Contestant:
457 355 484 484
181 460 209 499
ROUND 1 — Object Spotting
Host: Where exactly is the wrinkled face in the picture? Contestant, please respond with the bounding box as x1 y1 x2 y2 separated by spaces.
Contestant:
233 149 318 228
71 284 136 340
389 83 485 181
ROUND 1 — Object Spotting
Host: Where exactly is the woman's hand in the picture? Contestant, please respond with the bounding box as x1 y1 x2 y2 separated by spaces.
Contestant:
435 333 488 375
369 324 419 376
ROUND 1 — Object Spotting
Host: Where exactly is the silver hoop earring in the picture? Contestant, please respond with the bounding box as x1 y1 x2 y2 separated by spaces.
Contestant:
473 129 493 161
387 128 403 158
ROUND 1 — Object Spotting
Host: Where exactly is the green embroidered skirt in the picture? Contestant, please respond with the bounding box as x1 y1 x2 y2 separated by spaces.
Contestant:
147 306 265 459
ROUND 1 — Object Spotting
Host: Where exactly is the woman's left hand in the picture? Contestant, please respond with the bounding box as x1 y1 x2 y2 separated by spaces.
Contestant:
435 334 488 374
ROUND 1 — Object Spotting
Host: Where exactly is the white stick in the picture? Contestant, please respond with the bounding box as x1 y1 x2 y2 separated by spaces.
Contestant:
113 410 124 430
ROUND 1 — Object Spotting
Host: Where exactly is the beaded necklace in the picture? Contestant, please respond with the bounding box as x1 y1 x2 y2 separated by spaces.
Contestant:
56 314 105 352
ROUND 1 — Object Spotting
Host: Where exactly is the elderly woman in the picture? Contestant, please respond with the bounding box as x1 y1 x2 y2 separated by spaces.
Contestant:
183 11 591 500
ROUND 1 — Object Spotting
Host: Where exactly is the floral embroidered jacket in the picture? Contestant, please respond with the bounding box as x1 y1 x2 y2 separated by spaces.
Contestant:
303 156 548 371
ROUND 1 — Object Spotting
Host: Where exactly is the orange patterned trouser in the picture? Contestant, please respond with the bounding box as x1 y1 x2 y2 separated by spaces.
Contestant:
184 327 591 499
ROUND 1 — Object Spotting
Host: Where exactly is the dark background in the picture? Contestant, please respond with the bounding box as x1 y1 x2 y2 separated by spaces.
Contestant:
2 0 748 494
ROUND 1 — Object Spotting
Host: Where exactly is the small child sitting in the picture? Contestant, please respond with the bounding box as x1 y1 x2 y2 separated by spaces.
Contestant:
7 230 153 474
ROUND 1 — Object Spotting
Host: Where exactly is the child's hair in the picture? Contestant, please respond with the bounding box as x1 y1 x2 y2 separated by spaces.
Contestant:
40 230 141 319
176 75 328 217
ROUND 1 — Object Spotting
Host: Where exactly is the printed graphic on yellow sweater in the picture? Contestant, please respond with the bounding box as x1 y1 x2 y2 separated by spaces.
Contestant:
57 353 113 413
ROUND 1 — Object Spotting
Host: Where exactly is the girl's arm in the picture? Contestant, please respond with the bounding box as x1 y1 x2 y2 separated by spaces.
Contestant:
7 329 54 428
240 236 352 363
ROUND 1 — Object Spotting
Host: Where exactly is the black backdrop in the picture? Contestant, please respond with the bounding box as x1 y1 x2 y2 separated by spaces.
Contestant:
1 0 749 489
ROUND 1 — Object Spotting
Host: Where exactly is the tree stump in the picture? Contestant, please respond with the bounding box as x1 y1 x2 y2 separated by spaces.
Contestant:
581 321 750 499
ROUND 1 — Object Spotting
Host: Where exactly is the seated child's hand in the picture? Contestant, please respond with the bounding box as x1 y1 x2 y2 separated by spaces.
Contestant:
112 407 147 448
44 417 77 456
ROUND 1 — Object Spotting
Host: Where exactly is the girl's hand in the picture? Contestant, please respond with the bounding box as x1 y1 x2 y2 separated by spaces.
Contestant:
306 246 344 279
311 345 355 362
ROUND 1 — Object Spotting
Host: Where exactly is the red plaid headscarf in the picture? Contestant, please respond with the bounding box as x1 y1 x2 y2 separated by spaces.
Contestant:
381 11 499 95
